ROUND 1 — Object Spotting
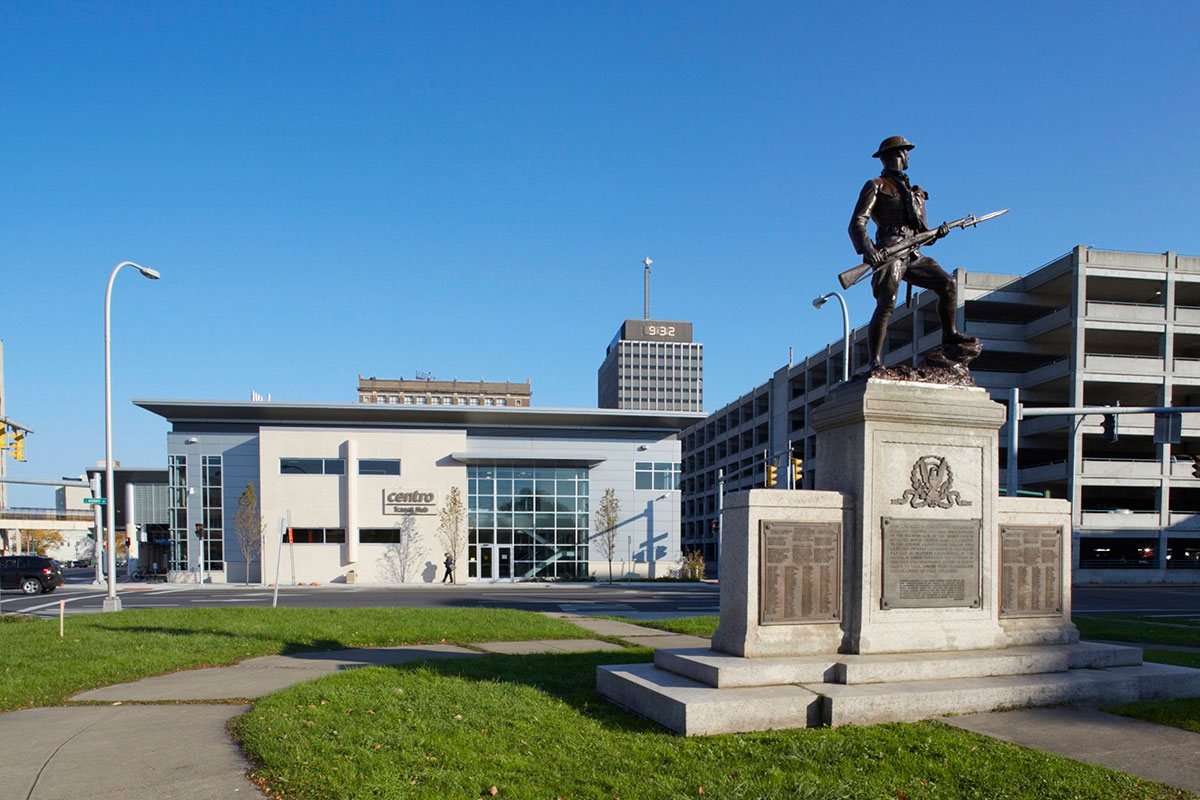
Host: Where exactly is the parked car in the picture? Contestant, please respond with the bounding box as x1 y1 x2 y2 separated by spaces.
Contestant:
0 555 65 595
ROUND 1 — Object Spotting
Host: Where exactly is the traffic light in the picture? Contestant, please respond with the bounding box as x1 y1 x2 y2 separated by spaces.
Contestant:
0 428 6 452
792 457 804 486
10 431 25 461
194 522 203 539
1192 456 1200 479
765 463 778 488
1102 414 1118 443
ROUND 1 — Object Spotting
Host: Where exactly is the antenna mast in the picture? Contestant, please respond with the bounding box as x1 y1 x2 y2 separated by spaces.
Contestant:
642 257 653 319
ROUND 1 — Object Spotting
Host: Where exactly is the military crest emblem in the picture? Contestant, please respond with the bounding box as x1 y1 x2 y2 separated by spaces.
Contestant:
890 455 972 508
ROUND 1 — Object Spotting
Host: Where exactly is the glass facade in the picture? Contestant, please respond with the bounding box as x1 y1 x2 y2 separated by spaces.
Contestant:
168 454 187 571
201 455 224 571
467 465 589 580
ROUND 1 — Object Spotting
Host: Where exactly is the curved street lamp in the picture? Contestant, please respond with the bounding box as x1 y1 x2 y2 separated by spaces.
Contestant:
813 292 850 384
104 261 160 612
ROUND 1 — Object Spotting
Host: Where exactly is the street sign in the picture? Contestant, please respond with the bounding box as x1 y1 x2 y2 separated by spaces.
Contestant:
83 497 107 505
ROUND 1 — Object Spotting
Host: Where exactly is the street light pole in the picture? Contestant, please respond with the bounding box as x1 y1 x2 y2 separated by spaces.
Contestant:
104 261 160 612
813 292 851 383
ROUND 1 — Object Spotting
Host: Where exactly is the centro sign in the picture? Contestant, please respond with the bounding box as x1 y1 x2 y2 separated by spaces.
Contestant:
383 489 438 515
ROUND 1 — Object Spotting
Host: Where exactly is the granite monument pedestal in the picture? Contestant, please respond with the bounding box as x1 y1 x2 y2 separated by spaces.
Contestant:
598 381 1200 734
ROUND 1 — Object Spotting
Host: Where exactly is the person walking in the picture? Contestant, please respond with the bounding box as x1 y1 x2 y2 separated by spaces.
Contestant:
442 552 455 584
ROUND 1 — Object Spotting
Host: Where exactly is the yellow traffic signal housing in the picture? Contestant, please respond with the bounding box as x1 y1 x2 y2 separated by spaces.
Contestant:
10 431 25 461
765 464 778 488
792 457 804 485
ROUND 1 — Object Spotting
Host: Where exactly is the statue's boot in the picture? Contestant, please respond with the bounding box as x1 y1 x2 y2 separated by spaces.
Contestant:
942 330 976 346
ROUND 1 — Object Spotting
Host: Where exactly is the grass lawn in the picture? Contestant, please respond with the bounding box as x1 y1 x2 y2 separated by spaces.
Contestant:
602 614 718 638
232 649 1191 800
1073 616 1200 647
0 607 588 712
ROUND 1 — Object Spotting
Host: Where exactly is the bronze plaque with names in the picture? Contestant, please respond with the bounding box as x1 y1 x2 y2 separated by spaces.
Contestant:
881 517 981 609
758 521 841 624
1000 525 1063 617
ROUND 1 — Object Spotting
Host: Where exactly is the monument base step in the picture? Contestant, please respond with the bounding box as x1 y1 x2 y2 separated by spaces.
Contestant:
654 642 1141 688
598 645 1200 736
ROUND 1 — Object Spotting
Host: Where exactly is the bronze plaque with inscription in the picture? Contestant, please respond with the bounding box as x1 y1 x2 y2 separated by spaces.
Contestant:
881 518 981 609
759 521 841 624
1000 526 1063 617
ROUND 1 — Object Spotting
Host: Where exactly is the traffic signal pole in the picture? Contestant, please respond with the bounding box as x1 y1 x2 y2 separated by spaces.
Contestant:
1007 398 1200 496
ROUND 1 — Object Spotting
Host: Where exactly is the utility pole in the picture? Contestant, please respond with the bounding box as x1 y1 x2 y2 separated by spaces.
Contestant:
642 257 653 319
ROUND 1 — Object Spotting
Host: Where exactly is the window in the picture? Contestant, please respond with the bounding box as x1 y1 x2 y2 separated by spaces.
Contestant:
469 397 480 406
498 398 507 406
416 396 426 405
283 527 346 544
358 459 401 476
280 458 345 475
359 528 403 544
635 461 681 490
404 396 414 405
200 455 224 570
168 454 187 571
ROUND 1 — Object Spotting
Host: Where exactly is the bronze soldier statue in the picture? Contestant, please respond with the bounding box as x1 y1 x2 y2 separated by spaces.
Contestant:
849 136 976 371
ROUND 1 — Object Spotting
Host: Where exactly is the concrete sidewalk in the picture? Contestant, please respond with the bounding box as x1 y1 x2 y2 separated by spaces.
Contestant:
945 707 1200 794
4 619 1199 799
2 618 703 800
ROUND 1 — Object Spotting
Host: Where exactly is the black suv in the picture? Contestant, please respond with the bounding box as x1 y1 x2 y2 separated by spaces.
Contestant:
0 555 65 595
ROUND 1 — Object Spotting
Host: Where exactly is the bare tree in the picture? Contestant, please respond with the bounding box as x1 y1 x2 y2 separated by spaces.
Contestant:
437 486 466 584
233 482 265 586
594 488 621 583
378 516 422 583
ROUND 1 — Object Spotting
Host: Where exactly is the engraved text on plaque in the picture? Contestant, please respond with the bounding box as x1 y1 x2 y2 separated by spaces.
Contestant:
759 521 841 624
1000 526 1062 617
881 518 981 609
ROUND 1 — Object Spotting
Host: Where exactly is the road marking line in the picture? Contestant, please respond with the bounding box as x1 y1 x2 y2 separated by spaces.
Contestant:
16 593 108 614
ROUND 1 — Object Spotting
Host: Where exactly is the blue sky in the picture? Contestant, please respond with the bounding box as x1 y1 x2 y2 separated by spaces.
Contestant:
2 1 1199 504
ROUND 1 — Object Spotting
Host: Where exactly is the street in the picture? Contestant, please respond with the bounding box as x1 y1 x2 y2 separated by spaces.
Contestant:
2 569 1197 622
0 570 721 619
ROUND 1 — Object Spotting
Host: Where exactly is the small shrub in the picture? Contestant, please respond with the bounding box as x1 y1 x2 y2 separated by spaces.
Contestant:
680 549 707 581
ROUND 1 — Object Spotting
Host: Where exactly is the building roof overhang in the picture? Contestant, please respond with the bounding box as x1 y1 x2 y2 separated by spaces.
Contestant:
133 399 706 434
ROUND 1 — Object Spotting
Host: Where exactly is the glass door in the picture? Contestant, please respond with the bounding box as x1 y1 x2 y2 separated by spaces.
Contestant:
496 545 513 580
478 546 493 580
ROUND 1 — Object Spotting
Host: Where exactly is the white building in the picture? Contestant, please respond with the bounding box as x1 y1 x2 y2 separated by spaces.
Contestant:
135 400 703 584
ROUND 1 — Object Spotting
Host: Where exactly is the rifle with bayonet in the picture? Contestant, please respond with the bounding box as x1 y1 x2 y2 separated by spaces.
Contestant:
837 209 1009 290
